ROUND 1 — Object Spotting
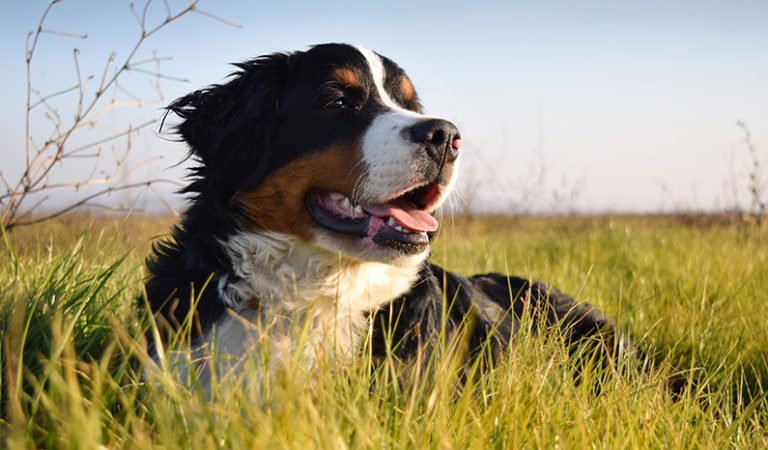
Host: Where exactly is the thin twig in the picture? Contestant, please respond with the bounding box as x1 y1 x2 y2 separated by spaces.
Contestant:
736 120 766 223
73 48 84 122
15 195 51 221
126 66 190 82
96 52 116 96
24 0 60 187
5 0 231 230
8 180 180 230
149 183 180 217
85 101 151 126
39 28 88 39
193 8 242 28
130 55 173 66
29 85 79 110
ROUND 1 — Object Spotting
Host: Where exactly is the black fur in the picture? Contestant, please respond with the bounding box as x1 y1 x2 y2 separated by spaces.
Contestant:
146 43 424 334
145 43 633 384
370 264 624 375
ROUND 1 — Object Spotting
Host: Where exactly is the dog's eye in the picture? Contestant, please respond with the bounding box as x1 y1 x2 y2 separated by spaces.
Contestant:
327 97 360 111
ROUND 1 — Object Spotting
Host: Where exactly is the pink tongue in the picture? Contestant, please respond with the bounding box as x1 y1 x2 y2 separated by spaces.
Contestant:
362 200 438 232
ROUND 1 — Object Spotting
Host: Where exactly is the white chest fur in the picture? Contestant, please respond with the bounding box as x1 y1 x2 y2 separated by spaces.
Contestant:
202 231 422 377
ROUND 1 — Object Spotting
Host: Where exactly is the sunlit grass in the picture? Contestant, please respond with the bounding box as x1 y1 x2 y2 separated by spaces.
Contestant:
1 214 766 448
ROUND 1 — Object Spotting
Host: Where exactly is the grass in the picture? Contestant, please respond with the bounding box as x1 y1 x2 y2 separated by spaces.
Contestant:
1 213 767 448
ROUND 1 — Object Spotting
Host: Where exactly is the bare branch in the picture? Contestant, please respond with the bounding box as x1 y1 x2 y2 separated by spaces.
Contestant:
96 52 117 96
129 2 144 28
40 28 88 39
26 1 58 61
5 0 233 230
15 195 51 221
24 0 61 187
115 83 143 102
65 120 156 157
29 84 79 110
130 55 173 66
77 202 144 213
125 66 190 83
163 0 172 18
140 0 153 31
85 101 153 127
737 120 766 223
0 172 12 192
114 156 166 185
8 180 180 230
193 8 242 29
72 1 200 127
149 183 180 217
29 89 63 123
73 48 84 122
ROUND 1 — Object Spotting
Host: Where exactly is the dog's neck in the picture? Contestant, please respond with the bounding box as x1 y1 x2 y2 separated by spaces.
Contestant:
213 230 424 359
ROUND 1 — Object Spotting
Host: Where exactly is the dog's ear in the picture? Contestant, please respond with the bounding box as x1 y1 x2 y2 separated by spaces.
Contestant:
166 52 295 199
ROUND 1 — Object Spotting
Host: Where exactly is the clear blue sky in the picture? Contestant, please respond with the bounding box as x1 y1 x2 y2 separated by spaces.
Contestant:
2 0 767 213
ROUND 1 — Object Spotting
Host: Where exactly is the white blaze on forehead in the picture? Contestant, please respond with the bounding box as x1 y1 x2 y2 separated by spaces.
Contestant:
355 46 402 110
353 46 429 203
353 45 457 210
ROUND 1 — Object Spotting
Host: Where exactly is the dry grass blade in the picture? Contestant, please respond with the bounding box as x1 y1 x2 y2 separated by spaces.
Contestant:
1 215 766 448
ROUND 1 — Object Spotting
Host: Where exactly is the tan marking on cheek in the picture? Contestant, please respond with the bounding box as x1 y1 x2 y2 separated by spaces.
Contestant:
332 67 359 87
400 77 414 102
233 145 364 239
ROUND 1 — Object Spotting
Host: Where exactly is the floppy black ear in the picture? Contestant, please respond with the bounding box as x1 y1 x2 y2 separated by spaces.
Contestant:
167 52 295 200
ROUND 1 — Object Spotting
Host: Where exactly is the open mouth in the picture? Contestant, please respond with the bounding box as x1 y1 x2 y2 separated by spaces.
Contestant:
306 183 443 254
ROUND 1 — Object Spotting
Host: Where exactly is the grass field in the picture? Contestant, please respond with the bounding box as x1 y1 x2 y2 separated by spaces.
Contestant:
1 214 767 448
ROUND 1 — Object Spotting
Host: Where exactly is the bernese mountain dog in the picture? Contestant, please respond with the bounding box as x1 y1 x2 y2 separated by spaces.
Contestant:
145 43 630 388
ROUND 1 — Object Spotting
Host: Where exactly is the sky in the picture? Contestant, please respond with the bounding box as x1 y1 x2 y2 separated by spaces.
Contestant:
1 0 767 215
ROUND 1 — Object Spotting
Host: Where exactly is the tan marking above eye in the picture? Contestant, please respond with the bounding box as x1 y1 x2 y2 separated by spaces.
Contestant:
332 67 359 87
400 77 414 102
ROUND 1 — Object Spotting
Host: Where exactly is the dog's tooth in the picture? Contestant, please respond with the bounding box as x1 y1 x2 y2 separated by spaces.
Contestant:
353 205 364 216
329 192 345 201
395 224 412 234
341 196 352 210
387 217 397 227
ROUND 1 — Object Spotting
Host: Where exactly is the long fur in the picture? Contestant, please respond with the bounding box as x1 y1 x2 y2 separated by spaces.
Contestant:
145 44 636 391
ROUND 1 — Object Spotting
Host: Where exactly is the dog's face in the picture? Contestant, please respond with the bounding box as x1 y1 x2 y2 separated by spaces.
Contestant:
172 43 460 263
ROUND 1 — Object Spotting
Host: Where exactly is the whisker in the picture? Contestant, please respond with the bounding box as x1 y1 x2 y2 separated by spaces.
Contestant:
351 167 370 202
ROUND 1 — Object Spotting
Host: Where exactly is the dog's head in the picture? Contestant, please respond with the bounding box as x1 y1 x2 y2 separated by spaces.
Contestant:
170 43 461 264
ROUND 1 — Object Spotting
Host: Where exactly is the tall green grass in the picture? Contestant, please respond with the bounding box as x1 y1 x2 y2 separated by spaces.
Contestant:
1 214 766 448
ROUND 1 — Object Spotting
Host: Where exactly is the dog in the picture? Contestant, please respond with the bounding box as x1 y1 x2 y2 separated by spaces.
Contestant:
145 43 629 388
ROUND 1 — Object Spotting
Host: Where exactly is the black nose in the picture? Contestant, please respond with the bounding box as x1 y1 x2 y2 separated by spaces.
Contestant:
409 119 461 164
